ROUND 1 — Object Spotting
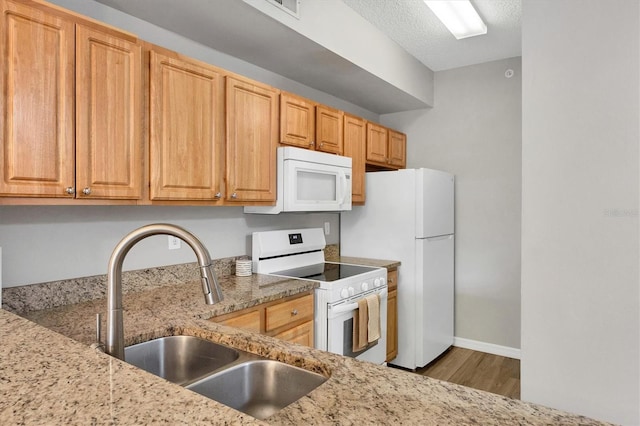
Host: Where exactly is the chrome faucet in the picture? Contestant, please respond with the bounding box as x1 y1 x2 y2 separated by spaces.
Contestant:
105 224 223 360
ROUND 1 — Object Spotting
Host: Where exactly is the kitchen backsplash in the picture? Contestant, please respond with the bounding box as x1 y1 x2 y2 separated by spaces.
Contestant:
2 244 339 314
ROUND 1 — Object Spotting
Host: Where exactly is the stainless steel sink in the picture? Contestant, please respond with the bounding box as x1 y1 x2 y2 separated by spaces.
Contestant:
125 335 327 420
186 359 328 420
124 335 239 385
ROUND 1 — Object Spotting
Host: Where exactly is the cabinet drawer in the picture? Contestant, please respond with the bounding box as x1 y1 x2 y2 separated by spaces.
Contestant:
265 294 314 331
216 309 261 332
273 320 314 347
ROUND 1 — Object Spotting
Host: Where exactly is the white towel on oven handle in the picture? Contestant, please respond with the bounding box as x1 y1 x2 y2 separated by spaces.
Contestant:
366 293 381 343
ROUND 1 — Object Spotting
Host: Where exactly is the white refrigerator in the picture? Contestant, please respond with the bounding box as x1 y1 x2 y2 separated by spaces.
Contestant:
341 168 454 370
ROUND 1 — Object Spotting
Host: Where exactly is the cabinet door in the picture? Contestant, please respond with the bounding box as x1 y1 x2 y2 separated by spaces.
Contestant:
76 25 142 199
226 76 278 202
316 105 343 154
0 1 75 197
366 122 388 165
343 114 366 204
280 92 315 149
388 130 407 169
386 268 398 362
386 288 398 362
149 51 224 200
274 320 314 347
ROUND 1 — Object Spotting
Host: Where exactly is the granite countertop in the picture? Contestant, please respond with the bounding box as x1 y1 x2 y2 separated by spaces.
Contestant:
1 266 608 425
330 256 401 270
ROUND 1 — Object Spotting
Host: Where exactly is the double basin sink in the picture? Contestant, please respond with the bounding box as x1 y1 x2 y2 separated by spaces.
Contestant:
124 335 327 420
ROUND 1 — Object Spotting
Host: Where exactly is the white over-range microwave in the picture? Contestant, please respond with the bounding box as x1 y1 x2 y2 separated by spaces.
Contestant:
245 147 352 214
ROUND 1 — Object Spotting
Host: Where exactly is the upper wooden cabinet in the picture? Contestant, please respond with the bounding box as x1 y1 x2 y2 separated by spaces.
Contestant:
316 104 343 154
226 76 279 203
0 0 74 198
366 122 389 166
76 24 142 199
0 0 142 200
280 92 343 154
149 50 224 201
343 114 366 204
388 129 407 169
366 122 406 170
280 92 315 149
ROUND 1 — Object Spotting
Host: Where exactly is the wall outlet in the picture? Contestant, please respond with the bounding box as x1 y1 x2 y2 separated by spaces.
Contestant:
324 222 330 235
168 236 181 250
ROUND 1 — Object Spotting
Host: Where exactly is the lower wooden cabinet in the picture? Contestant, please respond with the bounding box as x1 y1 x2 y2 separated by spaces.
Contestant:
386 268 398 363
215 309 261 332
273 320 314 347
211 291 314 347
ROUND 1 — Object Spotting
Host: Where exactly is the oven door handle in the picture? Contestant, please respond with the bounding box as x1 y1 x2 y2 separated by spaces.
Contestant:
330 289 388 315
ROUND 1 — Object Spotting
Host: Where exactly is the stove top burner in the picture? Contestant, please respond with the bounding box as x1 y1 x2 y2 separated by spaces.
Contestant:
271 262 379 283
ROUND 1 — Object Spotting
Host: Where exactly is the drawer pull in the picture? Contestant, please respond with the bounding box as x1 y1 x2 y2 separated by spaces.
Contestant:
291 309 298 316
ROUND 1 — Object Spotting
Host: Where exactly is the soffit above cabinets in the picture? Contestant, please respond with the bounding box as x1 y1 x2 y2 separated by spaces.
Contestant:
92 0 433 114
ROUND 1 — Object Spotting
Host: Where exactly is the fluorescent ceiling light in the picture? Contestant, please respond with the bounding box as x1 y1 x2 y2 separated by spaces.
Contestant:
424 0 487 39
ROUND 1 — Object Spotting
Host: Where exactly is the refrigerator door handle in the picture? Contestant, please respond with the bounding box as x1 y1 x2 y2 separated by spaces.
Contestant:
425 234 454 242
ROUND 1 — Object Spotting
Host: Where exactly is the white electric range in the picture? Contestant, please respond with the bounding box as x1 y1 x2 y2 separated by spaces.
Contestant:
252 228 388 364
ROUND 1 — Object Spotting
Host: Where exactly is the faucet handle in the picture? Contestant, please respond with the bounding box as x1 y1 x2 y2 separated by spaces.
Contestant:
91 313 105 352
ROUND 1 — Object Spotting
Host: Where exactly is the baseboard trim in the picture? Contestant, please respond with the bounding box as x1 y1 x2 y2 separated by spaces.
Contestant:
453 337 521 360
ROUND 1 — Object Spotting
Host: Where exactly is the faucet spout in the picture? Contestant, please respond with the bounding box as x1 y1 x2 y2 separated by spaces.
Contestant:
106 224 224 360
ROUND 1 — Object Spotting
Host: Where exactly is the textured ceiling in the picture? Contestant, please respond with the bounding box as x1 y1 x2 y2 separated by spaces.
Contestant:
342 0 522 71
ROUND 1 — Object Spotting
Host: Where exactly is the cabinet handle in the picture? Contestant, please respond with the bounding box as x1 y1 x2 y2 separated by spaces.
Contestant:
291 309 298 316
65 187 75 195
82 187 92 196
309 141 314 147
214 192 221 199
231 192 237 199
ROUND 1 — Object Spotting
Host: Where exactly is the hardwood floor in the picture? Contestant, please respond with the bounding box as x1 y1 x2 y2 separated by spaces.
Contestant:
413 347 520 399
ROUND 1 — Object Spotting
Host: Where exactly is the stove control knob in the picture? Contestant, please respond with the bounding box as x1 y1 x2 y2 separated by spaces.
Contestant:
380 277 386 286
361 282 369 291
340 288 349 299
373 278 381 288
348 287 355 297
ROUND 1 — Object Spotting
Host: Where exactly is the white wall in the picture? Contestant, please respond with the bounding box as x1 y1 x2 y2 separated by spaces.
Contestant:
381 57 522 351
0 206 339 287
521 1 639 424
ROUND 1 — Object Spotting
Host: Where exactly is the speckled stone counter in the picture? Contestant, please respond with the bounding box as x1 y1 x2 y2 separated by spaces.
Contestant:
329 255 401 271
1 271 609 425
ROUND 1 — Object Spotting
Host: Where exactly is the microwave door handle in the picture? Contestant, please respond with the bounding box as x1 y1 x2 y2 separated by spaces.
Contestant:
338 171 347 205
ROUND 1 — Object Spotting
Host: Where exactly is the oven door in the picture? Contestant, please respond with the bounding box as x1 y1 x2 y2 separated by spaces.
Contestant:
326 288 387 364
